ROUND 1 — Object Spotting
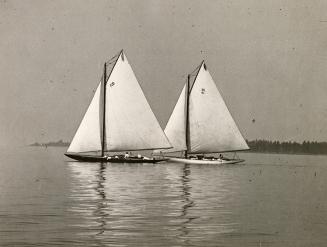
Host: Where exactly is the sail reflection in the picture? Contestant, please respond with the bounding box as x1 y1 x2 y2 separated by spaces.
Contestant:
67 161 240 246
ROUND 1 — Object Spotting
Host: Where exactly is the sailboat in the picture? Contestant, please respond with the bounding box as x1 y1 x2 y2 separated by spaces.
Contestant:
156 61 249 164
65 50 172 163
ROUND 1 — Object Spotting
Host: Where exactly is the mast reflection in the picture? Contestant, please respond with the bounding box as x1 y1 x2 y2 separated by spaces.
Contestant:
67 161 110 238
179 164 196 240
93 163 108 236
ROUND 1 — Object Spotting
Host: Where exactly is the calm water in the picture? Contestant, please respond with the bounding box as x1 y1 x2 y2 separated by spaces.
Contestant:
1 147 327 246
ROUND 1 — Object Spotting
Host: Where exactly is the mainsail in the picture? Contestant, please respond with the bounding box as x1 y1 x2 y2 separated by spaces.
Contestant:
162 61 249 154
104 52 171 151
67 50 171 154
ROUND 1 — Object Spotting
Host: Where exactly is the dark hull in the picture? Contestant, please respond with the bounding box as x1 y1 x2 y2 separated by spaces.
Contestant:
65 153 168 163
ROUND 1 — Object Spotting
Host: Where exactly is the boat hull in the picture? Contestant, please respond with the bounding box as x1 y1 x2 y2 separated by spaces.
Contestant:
167 157 245 165
65 153 168 163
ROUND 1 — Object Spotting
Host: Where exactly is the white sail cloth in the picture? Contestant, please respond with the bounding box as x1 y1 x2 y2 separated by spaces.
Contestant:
162 85 187 153
104 52 171 151
67 82 102 153
162 62 249 154
67 51 171 153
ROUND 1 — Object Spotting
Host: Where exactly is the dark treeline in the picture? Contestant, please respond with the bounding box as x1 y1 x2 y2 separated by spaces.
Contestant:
246 140 327 155
30 139 70 147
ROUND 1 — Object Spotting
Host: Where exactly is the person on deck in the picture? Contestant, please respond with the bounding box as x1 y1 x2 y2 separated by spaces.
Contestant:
124 152 130 159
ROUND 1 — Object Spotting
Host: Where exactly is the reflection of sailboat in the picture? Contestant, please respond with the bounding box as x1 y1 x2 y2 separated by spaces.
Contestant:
65 50 171 163
67 162 109 239
94 163 107 236
179 164 195 240
180 165 193 217
158 61 249 164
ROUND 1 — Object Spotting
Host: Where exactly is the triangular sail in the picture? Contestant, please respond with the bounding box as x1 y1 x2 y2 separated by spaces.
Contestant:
68 50 171 154
161 85 187 153
104 52 171 151
161 62 249 154
67 82 102 153
188 63 249 153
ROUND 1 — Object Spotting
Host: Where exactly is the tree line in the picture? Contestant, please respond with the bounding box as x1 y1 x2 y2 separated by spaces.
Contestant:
246 140 327 155
30 139 70 147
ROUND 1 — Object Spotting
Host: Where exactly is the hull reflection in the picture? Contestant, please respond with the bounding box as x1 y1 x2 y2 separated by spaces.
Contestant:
67 161 240 246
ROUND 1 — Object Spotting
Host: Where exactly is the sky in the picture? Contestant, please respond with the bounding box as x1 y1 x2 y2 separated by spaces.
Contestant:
0 0 327 147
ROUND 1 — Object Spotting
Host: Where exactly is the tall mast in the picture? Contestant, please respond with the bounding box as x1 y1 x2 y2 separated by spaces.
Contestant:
185 74 190 158
101 62 107 157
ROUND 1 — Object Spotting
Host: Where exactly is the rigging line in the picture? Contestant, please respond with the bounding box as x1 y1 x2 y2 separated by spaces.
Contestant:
107 51 120 60
96 55 120 83
106 55 119 64
78 55 119 92
189 61 204 93
106 60 117 64
105 55 119 65
188 62 202 76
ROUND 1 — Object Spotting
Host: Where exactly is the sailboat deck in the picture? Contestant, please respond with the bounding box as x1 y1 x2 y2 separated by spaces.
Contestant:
65 153 168 163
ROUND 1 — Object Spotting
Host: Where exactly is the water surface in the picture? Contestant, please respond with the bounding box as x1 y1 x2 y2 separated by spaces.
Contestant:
0 147 327 246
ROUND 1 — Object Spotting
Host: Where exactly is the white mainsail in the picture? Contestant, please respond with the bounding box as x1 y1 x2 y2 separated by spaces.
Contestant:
67 82 102 153
67 50 171 154
105 52 171 151
189 62 249 153
162 62 249 154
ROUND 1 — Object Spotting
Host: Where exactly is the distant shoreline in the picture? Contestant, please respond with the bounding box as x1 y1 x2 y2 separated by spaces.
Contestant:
29 139 327 156
246 139 327 156
29 140 70 147
244 150 327 156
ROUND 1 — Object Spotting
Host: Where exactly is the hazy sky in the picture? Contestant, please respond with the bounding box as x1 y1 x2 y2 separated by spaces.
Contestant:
1 0 327 147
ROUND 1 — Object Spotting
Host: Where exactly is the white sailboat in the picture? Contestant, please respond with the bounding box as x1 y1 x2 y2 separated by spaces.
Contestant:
65 50 172 163
156 61 249 164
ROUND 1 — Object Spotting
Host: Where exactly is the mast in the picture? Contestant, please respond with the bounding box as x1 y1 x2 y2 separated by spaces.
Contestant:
185 74 190 158
101 62 107 157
